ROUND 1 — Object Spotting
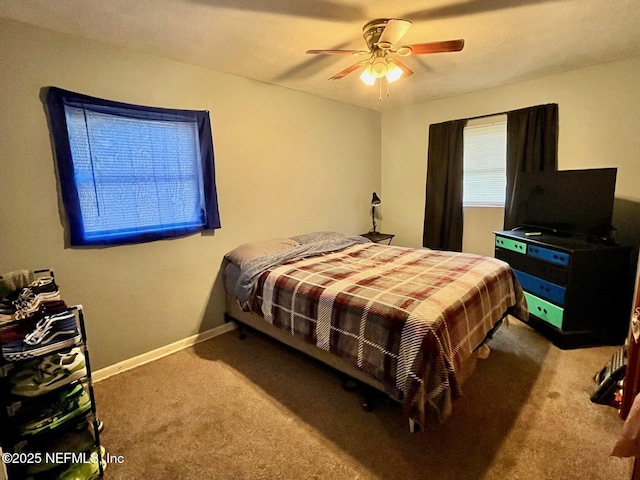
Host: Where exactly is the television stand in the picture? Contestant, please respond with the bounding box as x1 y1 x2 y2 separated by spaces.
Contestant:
494 230 635 349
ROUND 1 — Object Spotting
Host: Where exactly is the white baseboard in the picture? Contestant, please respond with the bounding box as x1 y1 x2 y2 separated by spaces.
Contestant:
92 322 237 383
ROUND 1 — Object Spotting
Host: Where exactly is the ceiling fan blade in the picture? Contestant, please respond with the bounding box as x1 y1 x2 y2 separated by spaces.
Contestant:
394 60 415 78
404 39 465 55
306 49 369 55
404 0 558 21
190 0 365 21
329 61 367 80
377 18 412 47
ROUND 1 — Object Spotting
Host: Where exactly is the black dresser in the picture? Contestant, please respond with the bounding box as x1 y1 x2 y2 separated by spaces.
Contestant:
494 229 635 349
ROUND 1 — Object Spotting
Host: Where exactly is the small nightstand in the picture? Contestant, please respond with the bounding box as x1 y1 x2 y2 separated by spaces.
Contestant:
360 232 395 245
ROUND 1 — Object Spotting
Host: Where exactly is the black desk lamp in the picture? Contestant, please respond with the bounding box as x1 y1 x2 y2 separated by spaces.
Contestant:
371 192 381 233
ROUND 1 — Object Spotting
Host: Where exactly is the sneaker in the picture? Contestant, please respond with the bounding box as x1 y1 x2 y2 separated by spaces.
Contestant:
24 427 97 475
24 276 58 296
20 299 68 321
2 311 82 361
0 301 68 343
57 446 106 480
21 383 92 436
11 348 87 397
8 345 76 384
13 278 61 320
0 316 39 343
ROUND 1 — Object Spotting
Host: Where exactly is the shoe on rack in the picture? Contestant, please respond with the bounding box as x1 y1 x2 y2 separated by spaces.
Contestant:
56 445 106 480
2 299 69 330
11 347 87 397
0 274 48 321
21 382 92 436
0 300 68 336
12 280 62 320
13 298 68 324
2 311 82 361
9 345 78 384
24 427 97 475
0 316 39 343
22 276 59 297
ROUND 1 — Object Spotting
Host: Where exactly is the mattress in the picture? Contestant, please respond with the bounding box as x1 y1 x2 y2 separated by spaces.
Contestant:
225 239 527 428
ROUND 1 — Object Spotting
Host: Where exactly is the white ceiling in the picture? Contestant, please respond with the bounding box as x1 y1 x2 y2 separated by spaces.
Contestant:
1 0 639 111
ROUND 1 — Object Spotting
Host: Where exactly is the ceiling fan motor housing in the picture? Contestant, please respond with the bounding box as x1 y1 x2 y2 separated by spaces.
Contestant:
362 19 391 50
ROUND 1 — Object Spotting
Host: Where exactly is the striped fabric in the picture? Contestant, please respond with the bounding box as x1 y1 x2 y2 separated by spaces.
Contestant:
253 243 528 428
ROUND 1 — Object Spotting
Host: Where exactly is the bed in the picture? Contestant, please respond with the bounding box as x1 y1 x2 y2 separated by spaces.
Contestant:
223 232 527 430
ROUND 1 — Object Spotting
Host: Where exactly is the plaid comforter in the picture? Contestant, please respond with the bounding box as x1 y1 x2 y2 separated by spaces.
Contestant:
252 243 527 428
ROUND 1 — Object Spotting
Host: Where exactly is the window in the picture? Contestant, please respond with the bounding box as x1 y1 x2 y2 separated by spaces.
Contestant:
463 115 507 207
46 87 221 246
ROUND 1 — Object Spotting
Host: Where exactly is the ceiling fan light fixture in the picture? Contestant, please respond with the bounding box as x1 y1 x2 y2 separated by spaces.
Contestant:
359 66 377 86
307 17 465 97
371 58 388 78
386 62 403 83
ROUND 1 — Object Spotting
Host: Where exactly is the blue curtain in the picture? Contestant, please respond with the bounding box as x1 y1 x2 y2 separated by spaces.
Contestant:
46 87 221 246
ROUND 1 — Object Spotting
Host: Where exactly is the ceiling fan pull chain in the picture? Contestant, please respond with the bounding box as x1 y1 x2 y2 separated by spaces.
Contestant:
378 80 383 101
386 79 390 97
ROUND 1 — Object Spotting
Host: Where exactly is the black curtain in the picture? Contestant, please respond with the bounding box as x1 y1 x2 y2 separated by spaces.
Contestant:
423 119 467 251
504 104 559 229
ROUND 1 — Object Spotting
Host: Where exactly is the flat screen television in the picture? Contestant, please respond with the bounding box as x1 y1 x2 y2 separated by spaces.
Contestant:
512 168 617 241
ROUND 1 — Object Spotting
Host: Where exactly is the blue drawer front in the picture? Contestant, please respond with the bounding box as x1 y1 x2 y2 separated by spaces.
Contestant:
527 245 570 266
513 269 566 306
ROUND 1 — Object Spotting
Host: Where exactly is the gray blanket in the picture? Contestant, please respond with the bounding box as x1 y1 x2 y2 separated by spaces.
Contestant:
233 234 370 305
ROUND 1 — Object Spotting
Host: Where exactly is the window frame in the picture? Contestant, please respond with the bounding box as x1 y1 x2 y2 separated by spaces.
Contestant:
46 87 221 247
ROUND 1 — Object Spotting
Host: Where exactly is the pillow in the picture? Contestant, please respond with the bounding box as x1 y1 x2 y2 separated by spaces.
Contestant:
225 238 300 267
290 231 348 245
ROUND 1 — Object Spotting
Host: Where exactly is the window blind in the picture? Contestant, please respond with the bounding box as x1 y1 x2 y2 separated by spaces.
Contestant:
463 119 507 207
46 87 221 246
65 107 206 240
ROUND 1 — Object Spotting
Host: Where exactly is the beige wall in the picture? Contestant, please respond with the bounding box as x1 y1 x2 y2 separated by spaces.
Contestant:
2 17 638 371
0 19 381 369
461 207 505 257
381 56 640 252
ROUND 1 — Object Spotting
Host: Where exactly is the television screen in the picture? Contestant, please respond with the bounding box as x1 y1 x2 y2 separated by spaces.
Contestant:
512 168 617 240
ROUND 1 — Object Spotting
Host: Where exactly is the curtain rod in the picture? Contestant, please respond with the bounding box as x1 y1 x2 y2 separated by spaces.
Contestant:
466 103 557 122
467 110 509 121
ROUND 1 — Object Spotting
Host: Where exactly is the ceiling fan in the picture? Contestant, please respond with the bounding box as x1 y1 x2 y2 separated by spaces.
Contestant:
306 18 464 94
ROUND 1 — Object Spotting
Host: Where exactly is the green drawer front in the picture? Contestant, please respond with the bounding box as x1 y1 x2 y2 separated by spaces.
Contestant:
524 292 564 329
495 236 527 255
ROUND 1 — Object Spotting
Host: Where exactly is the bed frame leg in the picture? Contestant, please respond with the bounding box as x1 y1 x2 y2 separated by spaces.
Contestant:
408 419 420 433
342 378 375 412
236 322 247 340
224 313 247 340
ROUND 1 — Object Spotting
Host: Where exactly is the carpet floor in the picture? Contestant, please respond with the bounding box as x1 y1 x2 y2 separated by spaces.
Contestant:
93 320 633 480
